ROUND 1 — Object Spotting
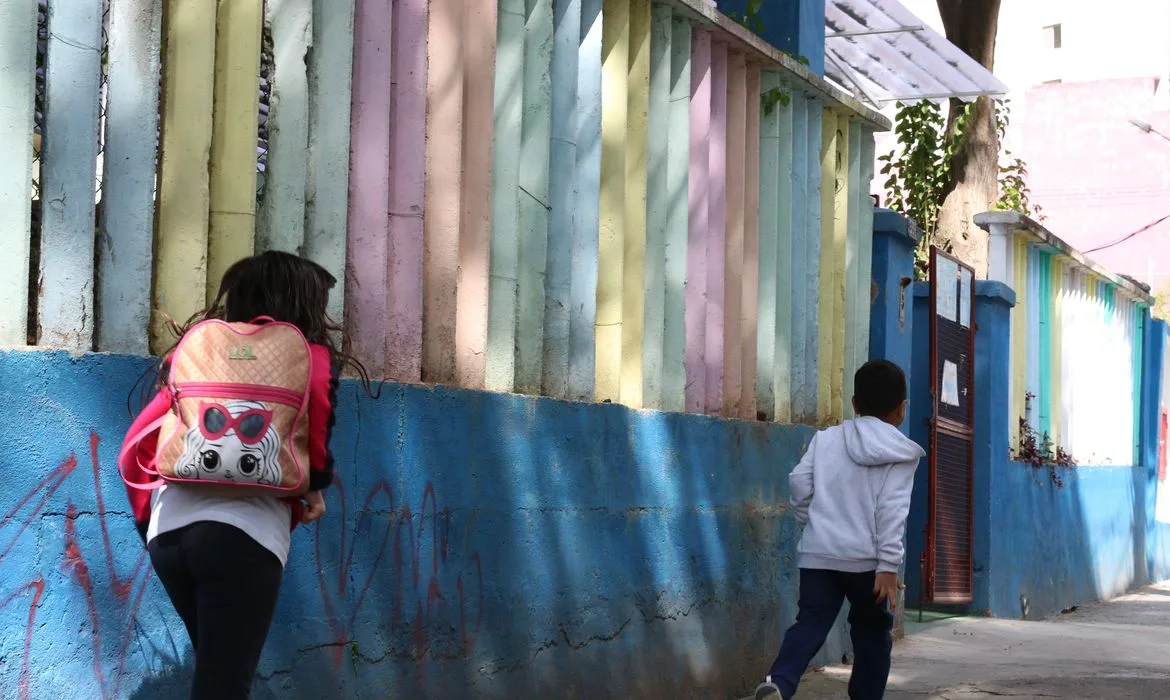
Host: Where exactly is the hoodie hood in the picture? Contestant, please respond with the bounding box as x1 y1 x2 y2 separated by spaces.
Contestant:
841 416 926 467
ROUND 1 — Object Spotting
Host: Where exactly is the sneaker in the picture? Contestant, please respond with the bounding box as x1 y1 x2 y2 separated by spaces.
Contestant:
754 681 783 700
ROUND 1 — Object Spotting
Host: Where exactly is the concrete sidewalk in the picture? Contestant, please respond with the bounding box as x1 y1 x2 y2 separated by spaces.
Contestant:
756 582 1170 699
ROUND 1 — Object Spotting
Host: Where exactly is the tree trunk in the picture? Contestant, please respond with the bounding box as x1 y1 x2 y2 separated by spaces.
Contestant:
936 0 1001 278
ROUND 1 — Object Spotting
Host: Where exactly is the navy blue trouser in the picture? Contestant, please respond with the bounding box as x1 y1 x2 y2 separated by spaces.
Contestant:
768 568 893 700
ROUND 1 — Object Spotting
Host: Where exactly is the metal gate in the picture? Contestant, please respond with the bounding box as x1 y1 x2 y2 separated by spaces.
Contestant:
924 247 976 604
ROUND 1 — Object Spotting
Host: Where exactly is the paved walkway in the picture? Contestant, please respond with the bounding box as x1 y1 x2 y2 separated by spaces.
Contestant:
764 582 1170 699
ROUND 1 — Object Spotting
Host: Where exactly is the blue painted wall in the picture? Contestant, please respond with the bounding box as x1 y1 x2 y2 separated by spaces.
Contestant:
0 349 850 699
905 282 1170 619
716 0 825 75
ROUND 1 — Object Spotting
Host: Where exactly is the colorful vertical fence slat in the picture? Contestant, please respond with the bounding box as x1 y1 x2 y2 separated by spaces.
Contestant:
568 0 602 402
0 0 38 347
100 0 162 355
982 213 1153 466
347 0 394 376
543 0 582 399
722 51 745 418
257 0 312 256
153 0 216 351
40 0 104 350
207 0 262 302
684 29 711 414
5 0 890 426
661 14 690 413
596 0 628 404
305 0 356 324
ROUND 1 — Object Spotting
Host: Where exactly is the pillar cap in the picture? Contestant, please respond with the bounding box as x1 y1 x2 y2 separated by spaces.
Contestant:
873 209 921 243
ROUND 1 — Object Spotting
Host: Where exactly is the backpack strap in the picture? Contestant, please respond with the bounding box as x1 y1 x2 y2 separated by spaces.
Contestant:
118 416 167 491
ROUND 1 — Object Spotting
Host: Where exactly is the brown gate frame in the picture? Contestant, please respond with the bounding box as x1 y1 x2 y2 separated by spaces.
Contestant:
924 246 976 605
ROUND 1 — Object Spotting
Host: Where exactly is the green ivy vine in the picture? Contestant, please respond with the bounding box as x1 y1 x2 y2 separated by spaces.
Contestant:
725 0 765 34
724 1 811 116
878 98 1039 276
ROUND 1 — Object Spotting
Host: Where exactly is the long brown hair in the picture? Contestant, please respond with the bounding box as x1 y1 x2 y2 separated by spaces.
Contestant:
132 251 379 413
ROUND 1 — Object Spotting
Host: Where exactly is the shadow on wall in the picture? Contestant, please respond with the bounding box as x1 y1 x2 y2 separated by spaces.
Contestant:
0 350 839 699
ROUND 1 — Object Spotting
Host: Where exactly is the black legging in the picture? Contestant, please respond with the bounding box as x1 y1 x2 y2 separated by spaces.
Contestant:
148 521 283 700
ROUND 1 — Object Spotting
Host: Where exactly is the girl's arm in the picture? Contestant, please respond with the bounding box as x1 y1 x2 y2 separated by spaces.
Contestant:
120 388 172 543
306 344 339 490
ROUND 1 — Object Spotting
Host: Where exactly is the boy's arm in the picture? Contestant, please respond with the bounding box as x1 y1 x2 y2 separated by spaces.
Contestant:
875 460 919 573
789 435 817 526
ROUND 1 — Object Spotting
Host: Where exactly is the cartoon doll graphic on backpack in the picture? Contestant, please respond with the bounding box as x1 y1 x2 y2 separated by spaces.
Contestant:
173 400 284 485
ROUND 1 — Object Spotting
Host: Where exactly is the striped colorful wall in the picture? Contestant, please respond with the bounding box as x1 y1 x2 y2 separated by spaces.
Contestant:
982 213 1153 466
0 0 886 425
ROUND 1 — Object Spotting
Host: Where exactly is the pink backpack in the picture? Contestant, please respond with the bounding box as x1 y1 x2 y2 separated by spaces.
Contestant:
120 318 313 496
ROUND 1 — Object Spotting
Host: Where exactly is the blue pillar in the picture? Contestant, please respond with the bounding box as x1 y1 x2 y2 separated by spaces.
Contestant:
869 209 919 389
716 0 825 75
970 282 1015 614
905 282 931 609
1142 316 1167 581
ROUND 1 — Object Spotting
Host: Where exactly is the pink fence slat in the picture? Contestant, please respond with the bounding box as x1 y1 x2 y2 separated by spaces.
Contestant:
455 0 496 390
741 64 760 421
722 51 745 418
345 0 394 377
422 0 465 385
385 0 428 381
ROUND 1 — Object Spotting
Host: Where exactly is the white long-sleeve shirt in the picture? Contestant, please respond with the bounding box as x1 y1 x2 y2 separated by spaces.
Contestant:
790 417 926 573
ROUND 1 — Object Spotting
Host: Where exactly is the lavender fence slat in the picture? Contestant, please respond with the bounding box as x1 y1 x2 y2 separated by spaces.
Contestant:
386 0 428 381
345 0 394 376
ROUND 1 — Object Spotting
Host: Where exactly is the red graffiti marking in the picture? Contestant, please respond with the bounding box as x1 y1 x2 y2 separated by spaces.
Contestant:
1 433 152 700
1 451 76 700
315 480 396 663
315 480 483 666
0 578 43 700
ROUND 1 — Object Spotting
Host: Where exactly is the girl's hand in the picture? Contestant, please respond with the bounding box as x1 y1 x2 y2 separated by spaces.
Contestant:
302 490 327 524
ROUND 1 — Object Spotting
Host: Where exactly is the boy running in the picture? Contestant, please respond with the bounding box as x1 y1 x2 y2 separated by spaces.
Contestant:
756 360 925 700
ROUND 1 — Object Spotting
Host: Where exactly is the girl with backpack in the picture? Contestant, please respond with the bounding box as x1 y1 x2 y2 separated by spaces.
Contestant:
118 251 370 699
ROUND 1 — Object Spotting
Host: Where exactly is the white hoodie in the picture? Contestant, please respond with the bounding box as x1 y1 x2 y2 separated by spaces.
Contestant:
790 417 926 574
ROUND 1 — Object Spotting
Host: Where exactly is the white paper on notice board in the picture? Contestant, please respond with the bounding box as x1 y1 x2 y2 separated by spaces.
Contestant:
935 256 958 322
941 360 960 406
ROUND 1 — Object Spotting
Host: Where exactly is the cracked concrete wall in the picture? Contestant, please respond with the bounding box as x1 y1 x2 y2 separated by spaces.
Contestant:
0 349 848 699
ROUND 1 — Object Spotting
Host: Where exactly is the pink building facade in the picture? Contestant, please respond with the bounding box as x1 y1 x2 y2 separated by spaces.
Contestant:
1022 78 1170 290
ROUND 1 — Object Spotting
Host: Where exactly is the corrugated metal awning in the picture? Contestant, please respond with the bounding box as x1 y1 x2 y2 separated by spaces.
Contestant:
824 0 1009 107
